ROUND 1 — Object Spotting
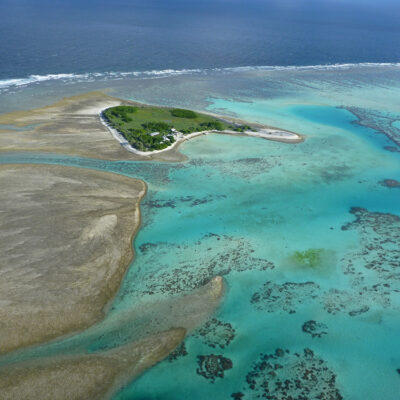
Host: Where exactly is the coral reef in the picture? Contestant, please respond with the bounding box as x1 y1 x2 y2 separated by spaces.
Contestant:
196 354 233 382
239 348 342 399
195 318 236 349
302 320 328 338
251 281 320 314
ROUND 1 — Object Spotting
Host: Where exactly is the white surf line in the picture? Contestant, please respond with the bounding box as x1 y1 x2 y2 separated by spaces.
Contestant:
2 62 400 91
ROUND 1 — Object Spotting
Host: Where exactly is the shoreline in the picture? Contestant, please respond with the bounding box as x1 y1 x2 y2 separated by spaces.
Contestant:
99 105 304 156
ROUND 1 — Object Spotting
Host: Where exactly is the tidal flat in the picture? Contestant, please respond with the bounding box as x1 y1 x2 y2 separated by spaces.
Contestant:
0 163 146 354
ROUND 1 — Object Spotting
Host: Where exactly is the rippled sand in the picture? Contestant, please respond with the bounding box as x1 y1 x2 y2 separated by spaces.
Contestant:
0 164 146 354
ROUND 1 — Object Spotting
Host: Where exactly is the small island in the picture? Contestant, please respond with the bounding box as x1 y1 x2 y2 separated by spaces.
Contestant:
101 104 302 154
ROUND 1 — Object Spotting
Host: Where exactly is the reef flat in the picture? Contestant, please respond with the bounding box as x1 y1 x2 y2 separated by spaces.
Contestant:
0 164 146 354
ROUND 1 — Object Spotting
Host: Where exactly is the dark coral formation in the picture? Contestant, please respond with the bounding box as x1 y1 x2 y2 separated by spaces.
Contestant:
334 207 400 315
179 194 227 207
141 199 176 208
384 146 400 153
167 342 188 363
379 179 400 188
345 106 400 147
302 320 328 338
128 233 275 298
241 348 343 399
188 156 282 179
323 289 381 316
196 354 233 382
143 192 227 211
250 281 320 314
195 318 236 349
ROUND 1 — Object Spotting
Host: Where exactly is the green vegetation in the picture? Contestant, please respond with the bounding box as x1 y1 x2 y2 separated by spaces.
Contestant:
170 109 197 118
107 106 138 123
102 105 255 152
290 248 325 268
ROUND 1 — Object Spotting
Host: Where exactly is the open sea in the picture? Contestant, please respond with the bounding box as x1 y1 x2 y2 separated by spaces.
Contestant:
1 0 400 399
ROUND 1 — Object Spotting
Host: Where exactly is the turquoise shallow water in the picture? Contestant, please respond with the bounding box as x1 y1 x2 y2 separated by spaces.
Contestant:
0 66 400 399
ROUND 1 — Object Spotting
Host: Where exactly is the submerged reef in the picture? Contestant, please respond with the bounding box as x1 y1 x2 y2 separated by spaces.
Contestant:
194 318 236 349
338 207 400 313
125 233 274 299
384 146 400 153
239 348 342 399
345 106 400 147
252 207 400 319
196 354 233 382
188 156 282 180
167 342 189 363
323 289 378 316
379 179 400 188
141 193 227 212
250 281 320 314
302 320 328 338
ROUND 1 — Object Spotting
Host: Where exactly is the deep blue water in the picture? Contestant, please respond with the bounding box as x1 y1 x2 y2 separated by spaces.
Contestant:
0 0 400 80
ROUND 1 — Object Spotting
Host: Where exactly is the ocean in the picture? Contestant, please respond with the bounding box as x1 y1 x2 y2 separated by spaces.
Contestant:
1 1 400 399
1 0 400 81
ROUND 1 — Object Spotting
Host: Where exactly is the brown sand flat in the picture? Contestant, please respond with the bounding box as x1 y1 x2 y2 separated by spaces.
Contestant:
0 328 185 400
0 277 224 400
0 164 146 355
0 91 186 162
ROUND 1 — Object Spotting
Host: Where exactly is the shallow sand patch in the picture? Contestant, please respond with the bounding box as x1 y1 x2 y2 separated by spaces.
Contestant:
0 164 146 355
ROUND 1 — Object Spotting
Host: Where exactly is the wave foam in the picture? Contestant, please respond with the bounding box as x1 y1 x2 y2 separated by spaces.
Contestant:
1 63 399 91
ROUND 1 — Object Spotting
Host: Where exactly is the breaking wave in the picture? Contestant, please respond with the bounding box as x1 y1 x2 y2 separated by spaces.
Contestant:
1 63 399 92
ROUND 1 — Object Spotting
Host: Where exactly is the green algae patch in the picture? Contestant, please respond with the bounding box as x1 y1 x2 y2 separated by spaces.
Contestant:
285 248 337 274
282 248 337 275
291 248 325 268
